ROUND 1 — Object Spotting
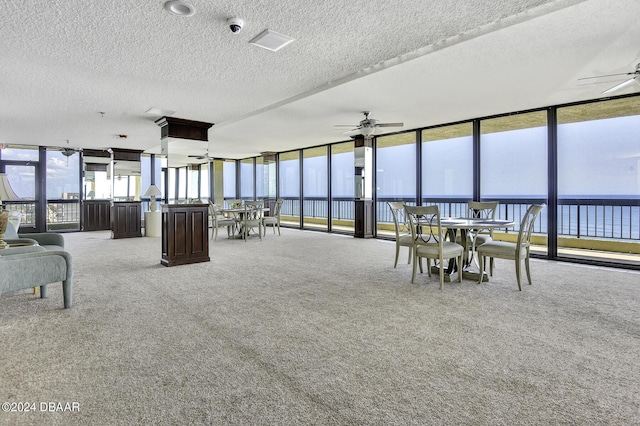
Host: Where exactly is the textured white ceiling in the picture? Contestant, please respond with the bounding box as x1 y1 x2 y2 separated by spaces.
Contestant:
1 0 639 161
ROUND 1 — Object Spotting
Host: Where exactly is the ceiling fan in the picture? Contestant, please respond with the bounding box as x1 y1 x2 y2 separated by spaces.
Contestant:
579 63 640 94
52 140 82 157
188 147 215 161
334 111 404 138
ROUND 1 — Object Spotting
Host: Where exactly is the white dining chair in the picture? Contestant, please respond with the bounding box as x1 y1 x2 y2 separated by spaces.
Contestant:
458 201 499 274
263 198 283 236
209 202 236 240
405 204 464 289
477 204 545 291
242 200 263 241
387 201 413 268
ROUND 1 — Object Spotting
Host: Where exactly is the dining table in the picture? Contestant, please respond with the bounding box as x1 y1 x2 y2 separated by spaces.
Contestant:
220 206 270 239
439 217 515 281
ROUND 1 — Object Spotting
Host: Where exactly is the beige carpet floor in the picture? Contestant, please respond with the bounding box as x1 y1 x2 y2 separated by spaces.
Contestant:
1 229 639 425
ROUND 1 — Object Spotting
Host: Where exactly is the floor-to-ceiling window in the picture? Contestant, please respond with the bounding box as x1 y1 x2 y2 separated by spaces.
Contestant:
240 158 254 201
303 146 328 230
187 164 200 201
480 111 548 253
199 162 210 202
557 97 640 266
331 141 354 233
279 150 300 227
422 123 473 217
376 132 417 236
1 145 39 231
223 160 236 205
255 156 264 200
47 149 80 231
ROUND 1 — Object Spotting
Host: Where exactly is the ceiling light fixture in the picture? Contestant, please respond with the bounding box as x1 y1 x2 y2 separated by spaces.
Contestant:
163 1 196 17
249 29 295 52
360 126 376 137
146 107 176 116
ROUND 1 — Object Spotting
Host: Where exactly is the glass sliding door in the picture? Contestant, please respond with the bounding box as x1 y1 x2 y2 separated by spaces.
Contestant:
47 149 80 231
557 97 640 266
480 111 548 254
422 123 473 217
279 150 300 227
1 145 39 231
303 146 328 230
331 141 354 233
376 132 417 236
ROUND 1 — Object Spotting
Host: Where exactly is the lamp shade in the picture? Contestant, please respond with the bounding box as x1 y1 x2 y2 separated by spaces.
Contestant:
144 184 162 197
0 173 20 202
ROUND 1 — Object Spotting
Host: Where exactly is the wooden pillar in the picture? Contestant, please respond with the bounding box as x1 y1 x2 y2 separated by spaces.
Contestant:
155 117 213 265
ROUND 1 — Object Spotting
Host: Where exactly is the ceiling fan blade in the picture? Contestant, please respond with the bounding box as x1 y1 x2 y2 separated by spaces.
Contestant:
602 76 639 94
377 122 404 127
334 124 358 128
578 71 633 81
341 128 360 135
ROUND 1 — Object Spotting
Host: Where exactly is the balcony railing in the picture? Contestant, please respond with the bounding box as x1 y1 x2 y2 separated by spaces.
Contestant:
6 196 637 245
278 196 639 242
3 199 81 230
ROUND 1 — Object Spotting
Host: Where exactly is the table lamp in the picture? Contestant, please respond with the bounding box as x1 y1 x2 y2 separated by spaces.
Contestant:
144 184 162 212
0 172 20 248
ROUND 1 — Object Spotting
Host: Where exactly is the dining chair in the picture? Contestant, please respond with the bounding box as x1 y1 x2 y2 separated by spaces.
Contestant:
225 199 242 209
263 198 283 236
209 202 236 240
458 201 499 273
477 204 545 291
387 201 413 268
405 204 464 289
242 200 263 241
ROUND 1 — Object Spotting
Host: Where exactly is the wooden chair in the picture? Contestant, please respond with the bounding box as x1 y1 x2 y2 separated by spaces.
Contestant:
387 201 413 268
405 204 464 289
263 198 283 236
477 204 545 291
242 201 263 241
209 202 236 240
225 199 242 208
459 201 499 274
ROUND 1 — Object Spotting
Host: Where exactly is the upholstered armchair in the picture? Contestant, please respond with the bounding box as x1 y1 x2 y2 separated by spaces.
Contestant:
3 221 65 251
0 245 73 309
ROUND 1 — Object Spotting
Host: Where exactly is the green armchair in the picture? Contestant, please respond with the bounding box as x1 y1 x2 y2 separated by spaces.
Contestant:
3 221 65 251
0 245 73 309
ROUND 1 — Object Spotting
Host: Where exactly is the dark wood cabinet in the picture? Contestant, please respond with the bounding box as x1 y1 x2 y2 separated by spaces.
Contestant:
82 200 111 231
354 200 374 238
111 201 142 239
161 204 209 267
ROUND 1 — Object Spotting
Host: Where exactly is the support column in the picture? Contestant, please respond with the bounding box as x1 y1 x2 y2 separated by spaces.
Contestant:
354 135 374 238
211 159 224 206
261 151 277 215
155 117 213 266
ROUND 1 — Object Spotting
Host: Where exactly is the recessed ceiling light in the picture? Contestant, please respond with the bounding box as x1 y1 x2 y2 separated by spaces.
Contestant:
163 1 196 17
249 29 295 52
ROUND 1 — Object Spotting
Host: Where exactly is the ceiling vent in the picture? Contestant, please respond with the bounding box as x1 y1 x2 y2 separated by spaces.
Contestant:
249 30 295 52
